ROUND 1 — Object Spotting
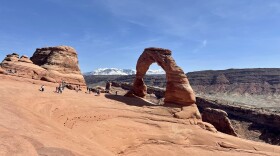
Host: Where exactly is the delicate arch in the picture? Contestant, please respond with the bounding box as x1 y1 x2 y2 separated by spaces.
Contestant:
128 47 196 106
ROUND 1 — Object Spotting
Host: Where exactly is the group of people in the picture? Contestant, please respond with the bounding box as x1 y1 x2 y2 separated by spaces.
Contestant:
39 81 66 93
39 81 116 96
56 82 66 94
6 69 17 74
75 85 81 92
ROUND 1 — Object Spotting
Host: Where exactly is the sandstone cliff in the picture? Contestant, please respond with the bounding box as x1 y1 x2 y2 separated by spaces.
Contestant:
0 46 86 86
31 46 85 85
188 68 280 95
1 53 47 79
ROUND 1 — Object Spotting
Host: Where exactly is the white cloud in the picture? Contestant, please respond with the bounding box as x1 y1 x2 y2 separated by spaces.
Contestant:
192 40 208 53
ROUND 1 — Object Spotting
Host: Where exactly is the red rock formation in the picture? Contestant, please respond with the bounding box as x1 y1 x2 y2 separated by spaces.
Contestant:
126 47 200 119
19 55 33 64
106 81 112 90
30 46 85 85
3 53 19 62
202 108 237 136
0 67 5 74
1 53 47 79
0 46 86 86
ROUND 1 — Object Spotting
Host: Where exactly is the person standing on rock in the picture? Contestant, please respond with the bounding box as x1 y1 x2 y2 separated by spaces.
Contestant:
58 83 63 94
61 81 66 91
40 85 45 92
75 85 79 92
56 86 59 93
86 87 90 94
96 89 100 96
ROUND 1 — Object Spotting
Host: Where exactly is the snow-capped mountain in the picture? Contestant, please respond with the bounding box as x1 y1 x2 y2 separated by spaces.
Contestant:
146 69 165 75
84 68 165 75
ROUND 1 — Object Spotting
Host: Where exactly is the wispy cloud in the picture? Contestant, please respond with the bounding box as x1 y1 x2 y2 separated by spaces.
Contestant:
192 40 208 53
99 0 208 39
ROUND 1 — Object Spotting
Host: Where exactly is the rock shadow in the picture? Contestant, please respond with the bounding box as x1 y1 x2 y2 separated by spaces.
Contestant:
104 94 182 111
22 136 76 156
105 94 159 107
248 123 280 145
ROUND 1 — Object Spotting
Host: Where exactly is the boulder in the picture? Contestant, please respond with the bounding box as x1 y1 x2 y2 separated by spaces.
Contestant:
3 53 19 62
121 83 133 90
66 84 75 90
105 81 111 90
111 82 121 87
174 104 202 119
202 108 237 136
96 86 105 93
19 55 33 63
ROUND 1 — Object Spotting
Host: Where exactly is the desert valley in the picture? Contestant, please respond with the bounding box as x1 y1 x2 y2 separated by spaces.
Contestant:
0 46 280 156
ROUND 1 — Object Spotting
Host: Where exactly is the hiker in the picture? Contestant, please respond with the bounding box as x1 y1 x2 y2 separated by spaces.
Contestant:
58 83 63 94
115 91 118 95
61 81 66 90
87 87 90 94
40 85 45 92
96 89 100 96
75 85 79 92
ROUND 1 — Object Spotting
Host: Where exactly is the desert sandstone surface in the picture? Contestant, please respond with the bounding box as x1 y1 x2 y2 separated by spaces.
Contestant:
1 74 280 156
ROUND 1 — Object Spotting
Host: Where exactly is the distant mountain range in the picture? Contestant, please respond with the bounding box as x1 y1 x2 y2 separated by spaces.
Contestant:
84 68 280 111
84 68 165 75
84 68 280 96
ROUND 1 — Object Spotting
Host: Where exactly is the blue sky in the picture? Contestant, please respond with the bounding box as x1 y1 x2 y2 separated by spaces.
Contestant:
1 0 280 73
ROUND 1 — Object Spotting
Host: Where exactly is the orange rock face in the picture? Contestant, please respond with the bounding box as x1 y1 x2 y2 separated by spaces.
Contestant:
19 55 33 64
0 67 5 74
30 46 85 85
128 47 196 106
0 46 86 86
1 53 46 79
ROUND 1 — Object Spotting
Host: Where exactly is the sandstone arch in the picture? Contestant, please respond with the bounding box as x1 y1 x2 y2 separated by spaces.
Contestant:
126 47 202 119
128 47 196 106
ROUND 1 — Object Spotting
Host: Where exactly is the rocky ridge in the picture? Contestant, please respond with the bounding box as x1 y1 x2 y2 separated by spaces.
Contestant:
188 68 280 95
84 68 280 95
